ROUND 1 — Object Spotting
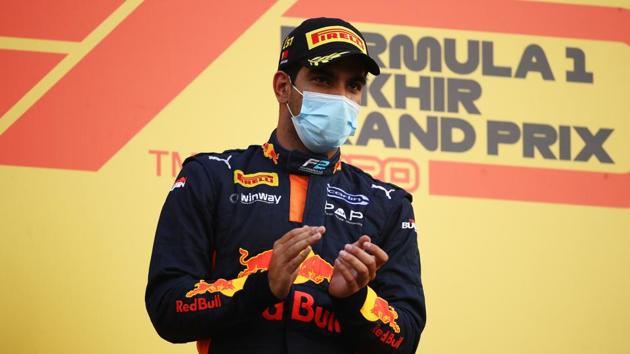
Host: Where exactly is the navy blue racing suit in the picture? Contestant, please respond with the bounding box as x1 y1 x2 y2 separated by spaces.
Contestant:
146 131 426 354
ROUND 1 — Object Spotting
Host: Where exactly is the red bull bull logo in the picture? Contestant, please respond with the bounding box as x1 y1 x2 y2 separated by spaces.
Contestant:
238 247 273 277
296 254 333 284
238 248 336 284
334 160 342 173
239 248 334 285
183 248 336 311
186 278 235 298
371 297 401 333
262 143 280 165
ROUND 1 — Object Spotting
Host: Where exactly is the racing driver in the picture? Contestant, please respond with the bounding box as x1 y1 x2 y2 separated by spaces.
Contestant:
146 17 426 354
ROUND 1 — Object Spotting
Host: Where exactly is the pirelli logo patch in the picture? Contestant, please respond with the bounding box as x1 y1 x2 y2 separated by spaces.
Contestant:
234 170 279 188
305 26 366 54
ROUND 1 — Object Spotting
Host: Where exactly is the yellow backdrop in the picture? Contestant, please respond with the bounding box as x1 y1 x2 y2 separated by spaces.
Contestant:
0 1 628 353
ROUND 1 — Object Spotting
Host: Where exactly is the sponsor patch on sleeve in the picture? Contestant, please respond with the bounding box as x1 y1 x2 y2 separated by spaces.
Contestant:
170 176 187 191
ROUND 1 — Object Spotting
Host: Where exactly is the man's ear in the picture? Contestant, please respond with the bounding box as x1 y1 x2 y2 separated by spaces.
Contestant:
273 71 291 104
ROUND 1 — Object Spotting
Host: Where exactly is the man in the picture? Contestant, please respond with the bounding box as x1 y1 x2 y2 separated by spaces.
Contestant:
146 17 426 354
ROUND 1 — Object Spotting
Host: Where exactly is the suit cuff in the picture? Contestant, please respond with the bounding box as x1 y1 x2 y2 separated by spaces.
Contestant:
331 286 368 314
243 272 280 312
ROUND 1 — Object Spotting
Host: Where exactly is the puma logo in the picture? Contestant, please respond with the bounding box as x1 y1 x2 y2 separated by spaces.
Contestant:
208 155 232 170
371 184 394 199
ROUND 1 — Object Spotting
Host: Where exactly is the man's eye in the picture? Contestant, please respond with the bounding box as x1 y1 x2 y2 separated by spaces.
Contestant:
349 82 363 91
313 76 330 84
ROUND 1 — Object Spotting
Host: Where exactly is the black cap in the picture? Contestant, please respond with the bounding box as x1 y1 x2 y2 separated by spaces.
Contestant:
278 17 380 76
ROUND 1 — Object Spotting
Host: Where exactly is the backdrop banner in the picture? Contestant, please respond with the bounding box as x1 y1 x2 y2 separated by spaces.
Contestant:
1 1 628 353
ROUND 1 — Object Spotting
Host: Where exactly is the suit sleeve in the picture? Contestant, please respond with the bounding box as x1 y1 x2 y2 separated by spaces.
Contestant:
332 195 426 353
145 158 278 343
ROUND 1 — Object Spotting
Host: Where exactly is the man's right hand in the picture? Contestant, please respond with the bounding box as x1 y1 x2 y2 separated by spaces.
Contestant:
268 226 325 299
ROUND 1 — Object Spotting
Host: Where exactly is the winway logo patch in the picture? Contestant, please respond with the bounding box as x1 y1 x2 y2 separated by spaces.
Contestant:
230 192 282 205
326 184 370 205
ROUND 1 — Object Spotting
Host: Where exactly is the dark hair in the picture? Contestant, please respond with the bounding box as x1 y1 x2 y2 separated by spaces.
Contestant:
281 64 301 83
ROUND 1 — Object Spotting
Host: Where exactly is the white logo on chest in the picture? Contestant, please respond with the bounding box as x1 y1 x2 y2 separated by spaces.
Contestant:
208 155 232 169
371 184 394 199
325 201 363 226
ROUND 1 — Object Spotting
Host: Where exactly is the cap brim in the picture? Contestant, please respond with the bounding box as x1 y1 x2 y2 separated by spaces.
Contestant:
302 51 380 76
356 53 381 76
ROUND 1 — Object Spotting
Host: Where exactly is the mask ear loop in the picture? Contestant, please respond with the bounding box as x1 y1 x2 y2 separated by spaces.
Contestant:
286 103 297 118
286 76 303 118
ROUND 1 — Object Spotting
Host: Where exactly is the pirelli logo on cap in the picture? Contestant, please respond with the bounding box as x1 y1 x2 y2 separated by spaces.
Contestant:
234 170 279 188
305 26 366 54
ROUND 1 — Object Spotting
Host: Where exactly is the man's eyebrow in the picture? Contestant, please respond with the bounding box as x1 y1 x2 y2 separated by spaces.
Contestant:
353 74 367 86
309 67 335 78
309 67 367 85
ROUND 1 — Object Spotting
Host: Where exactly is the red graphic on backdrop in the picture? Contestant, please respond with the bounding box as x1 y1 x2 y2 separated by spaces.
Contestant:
0 50 64 118
343 154 420 193
0 1 275 171
429 160 630 208
0 1 123 41
0 1 121 118
285 0 630 45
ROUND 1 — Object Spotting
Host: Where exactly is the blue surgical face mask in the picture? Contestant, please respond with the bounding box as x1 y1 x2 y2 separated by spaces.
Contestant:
286 85 360 154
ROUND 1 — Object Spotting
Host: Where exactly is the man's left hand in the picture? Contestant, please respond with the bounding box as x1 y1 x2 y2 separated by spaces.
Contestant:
328 235 389 298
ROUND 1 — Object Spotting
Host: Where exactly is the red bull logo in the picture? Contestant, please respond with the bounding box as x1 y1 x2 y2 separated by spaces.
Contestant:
185 276 246 298
176 295 221 313
401 219 416 230
184 248 335 307
238 247 273 277
291 290 342 333
296 254 333 284
261 290 342 334
371 297 401 333
371 325 405 349
239 248 334 285
186 278 235 298
262 143 280 165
